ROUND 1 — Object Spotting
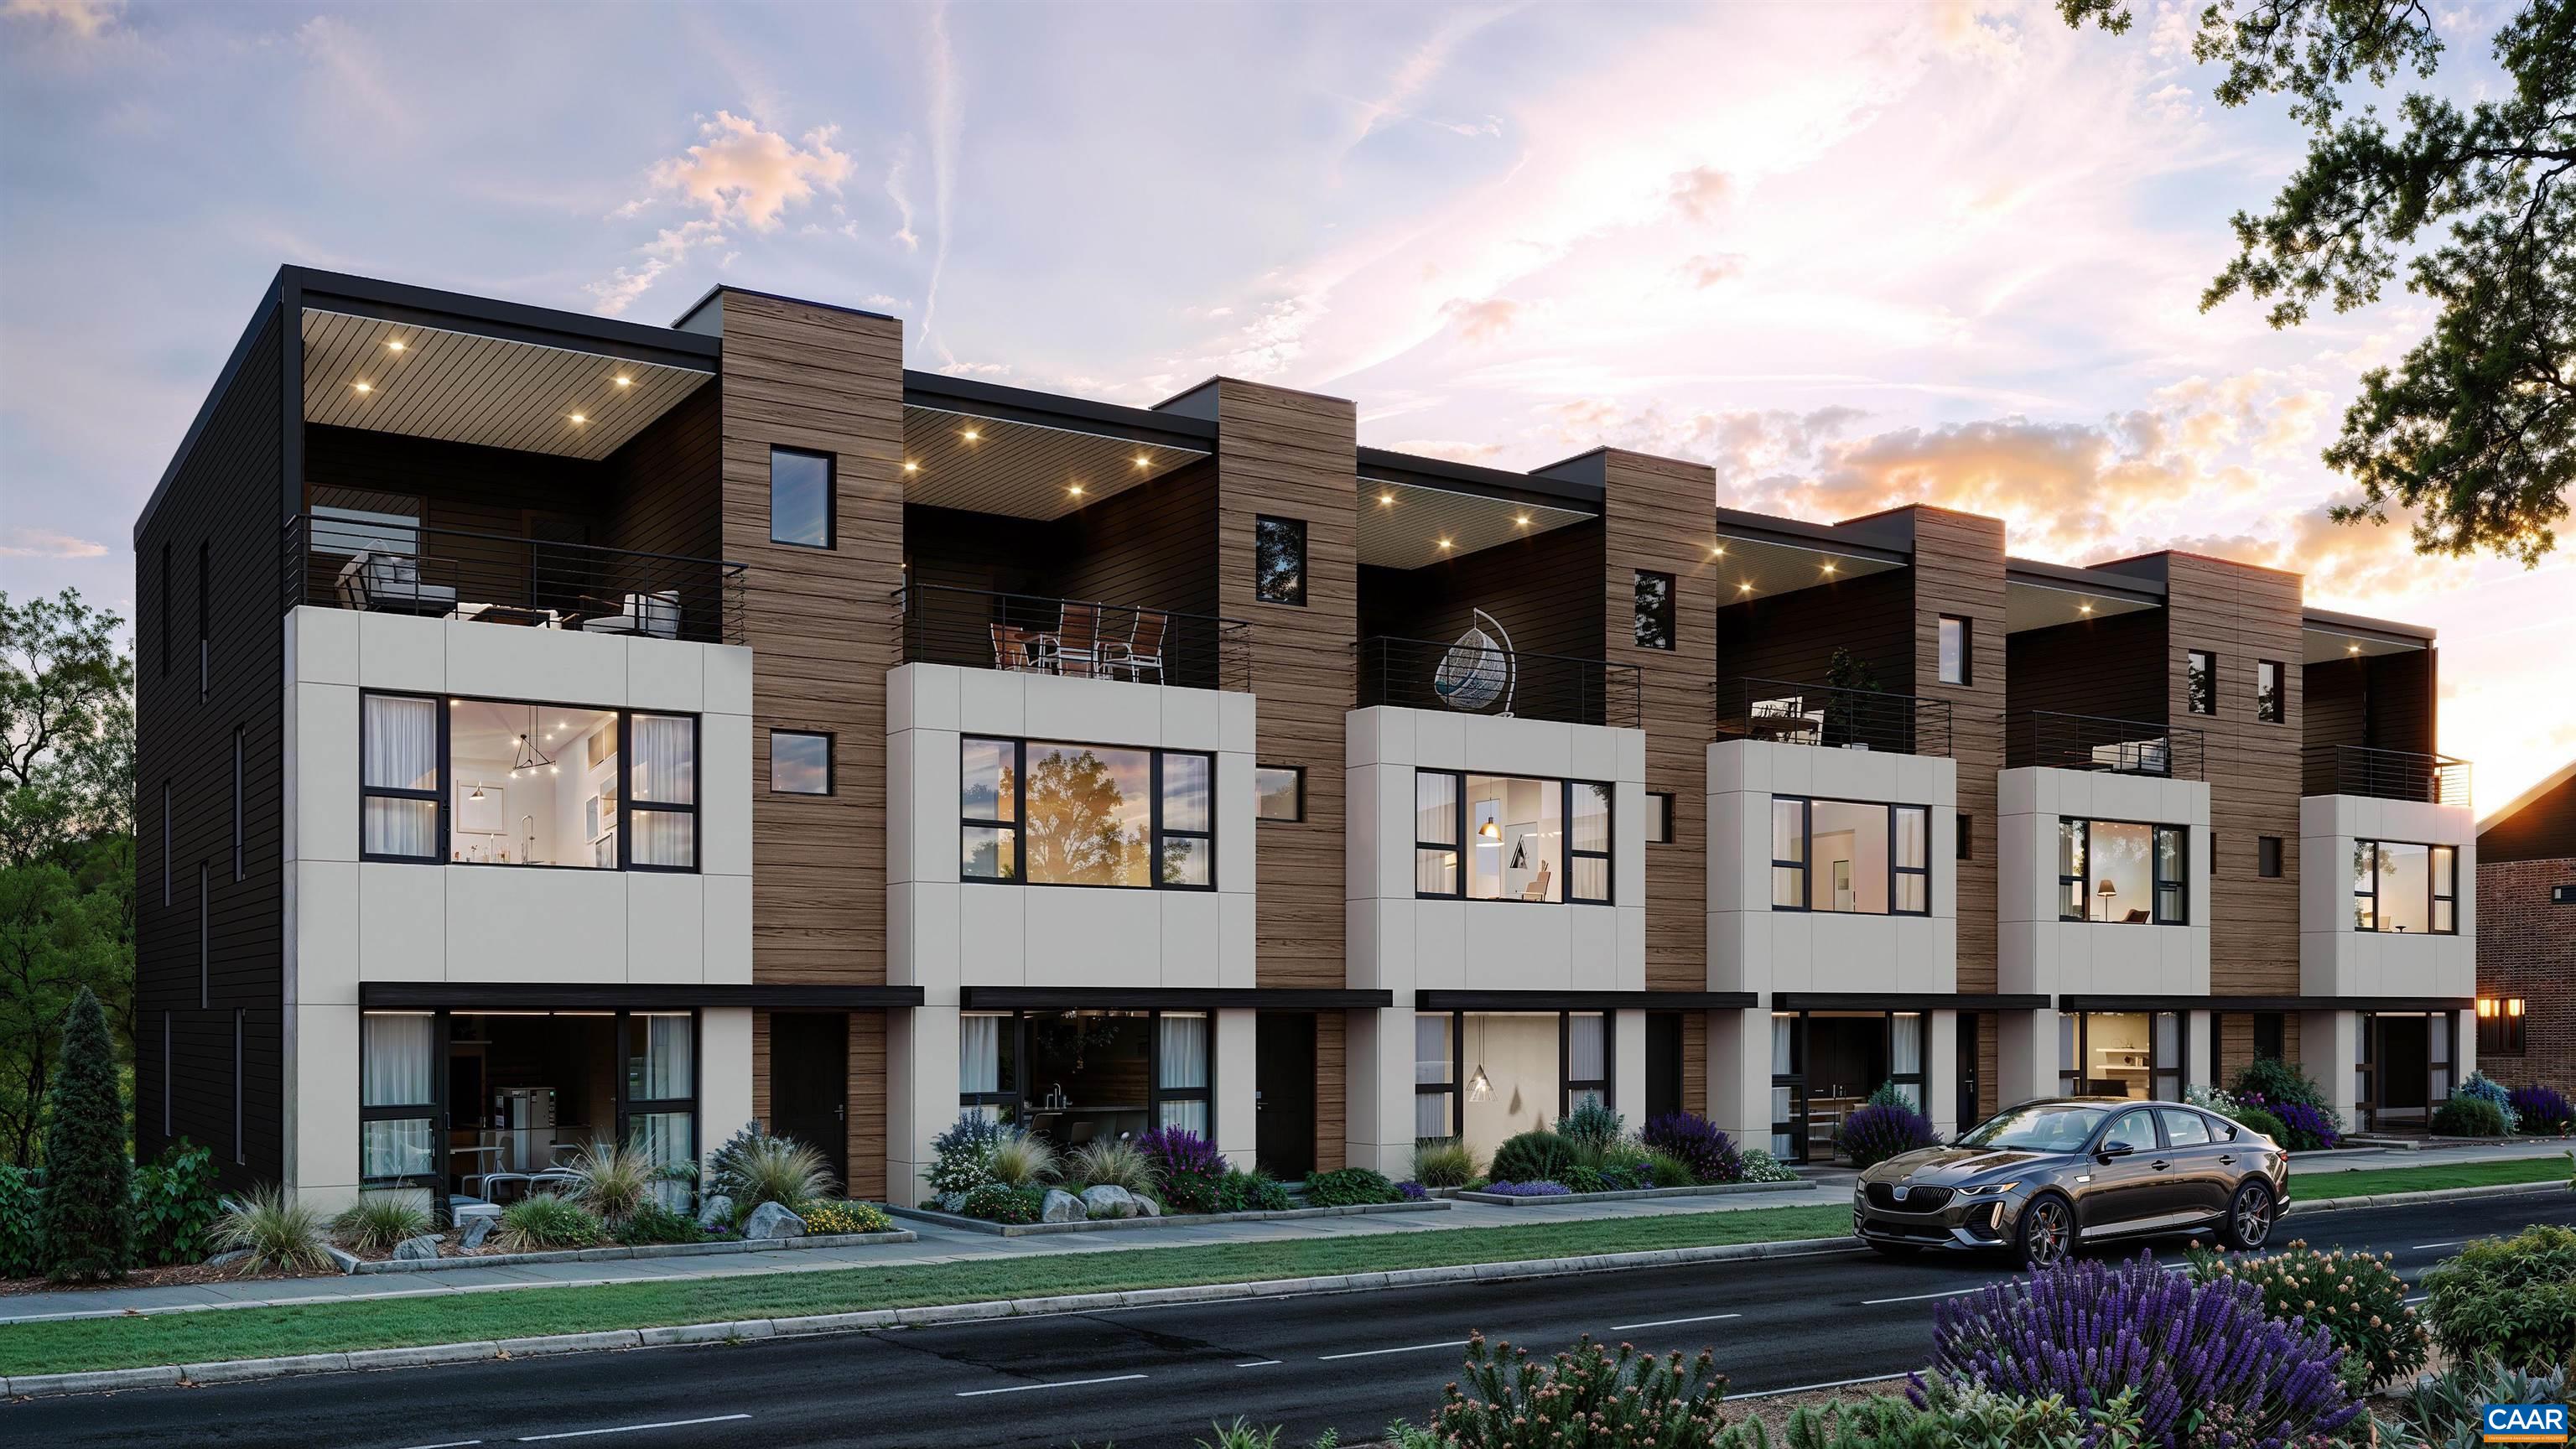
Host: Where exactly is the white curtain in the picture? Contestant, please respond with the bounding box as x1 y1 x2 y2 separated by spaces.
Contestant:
631 1113 693 1208
1771 1014 1796 1156
1568 1013 1606 1083
1891 1013 1923 1109
1415 1014 1451 1085
361 696 439 857
1157 1099 1208 1135
1158 1013 1208 1090
633 1013 693 1100
362 1012 434 1105
959 1015 1003 1096
631 714 696 804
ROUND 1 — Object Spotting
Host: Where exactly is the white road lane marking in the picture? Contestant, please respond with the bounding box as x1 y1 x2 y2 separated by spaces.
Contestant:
1608 1311 1742 1331
1317 1340 1472 1362
2410 1242 2459 1251
1235 1360 1283 1368
515 1415 750 1441
1861 1285 1987 1306
956 1374 1148 1398
393 1441 484 1449
1733 1371 1916 1400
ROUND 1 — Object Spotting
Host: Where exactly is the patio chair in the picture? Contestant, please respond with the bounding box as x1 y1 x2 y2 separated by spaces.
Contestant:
991 624 1046 673
580 589 682 639
1104 610 1168 684
335 551 458 615
481 1171 533 1204
1050 602 1103 678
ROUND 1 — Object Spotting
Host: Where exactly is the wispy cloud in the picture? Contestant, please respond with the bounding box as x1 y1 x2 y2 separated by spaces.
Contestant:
588 112 851 315
885 143 920 252
917 2 961 351
3 0 121 39
1342 4 1519 159
0 527 108 559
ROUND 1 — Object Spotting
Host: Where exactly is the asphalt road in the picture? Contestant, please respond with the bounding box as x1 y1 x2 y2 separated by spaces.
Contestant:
12 1192 2573 1449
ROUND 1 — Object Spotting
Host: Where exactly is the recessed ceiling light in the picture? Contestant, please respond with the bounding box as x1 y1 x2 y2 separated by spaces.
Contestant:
385 340 405 353
1379 493 1394 506
962 428 979 442
2348 642 2361 654
904 461 919 472
1134 455 1150 468
1823 562 1838 575
1437 538 1452 550
569 413 587 424
1068 484 1084 497
2079 602 2094 615
1515 514 1530 526
1710 545 1725 558
614 377 632 387
352 381 372 394
1738 581 1754 593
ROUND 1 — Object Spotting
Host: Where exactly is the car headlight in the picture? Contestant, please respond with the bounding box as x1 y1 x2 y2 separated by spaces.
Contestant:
1955 1182 2019 1197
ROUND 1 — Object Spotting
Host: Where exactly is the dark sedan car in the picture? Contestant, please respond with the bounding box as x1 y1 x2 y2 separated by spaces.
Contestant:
1852 1097 2289 1266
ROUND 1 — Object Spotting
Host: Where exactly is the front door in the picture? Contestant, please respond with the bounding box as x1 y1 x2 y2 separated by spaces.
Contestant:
769 1013 849 1191
2376 1015 2432 1127
1255 1012 1317 1180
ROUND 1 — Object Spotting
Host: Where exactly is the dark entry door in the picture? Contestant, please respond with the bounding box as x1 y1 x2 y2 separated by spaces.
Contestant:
1255 1013 1317 1180
2377 1015 2431 1124
770 1013 849 1190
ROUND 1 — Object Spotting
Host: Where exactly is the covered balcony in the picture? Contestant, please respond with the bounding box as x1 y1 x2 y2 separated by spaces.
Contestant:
1713 675 1951 756
896 583 1249 692
285 513 744 646
2007 709 2205 780
1354 635 1641 729
2304 745 2471 806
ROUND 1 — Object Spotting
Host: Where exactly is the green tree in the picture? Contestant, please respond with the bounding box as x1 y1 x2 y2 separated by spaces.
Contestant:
39 986 129 1280
1021 748 1145 886
2062 0 2575 566
0 590 136 1166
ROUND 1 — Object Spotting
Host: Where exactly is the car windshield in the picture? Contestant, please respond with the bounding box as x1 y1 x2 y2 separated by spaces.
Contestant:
1956 1104 2111 1153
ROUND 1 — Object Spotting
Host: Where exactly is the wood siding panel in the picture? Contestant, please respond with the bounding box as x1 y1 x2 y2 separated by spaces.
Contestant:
1204 381 1358 990
1314 1011 1346 1174
848 1010 887 1201
2005 611 2167 736
1907 510 2007 995
2163 555 2304 997
1601 451 1719 994
1052 459 1221 618
604 384 724 565
1358 518 1605 664
1712 569 1914 697
134 309 287 1192
718 293 906 993
1683 1010 1708 1117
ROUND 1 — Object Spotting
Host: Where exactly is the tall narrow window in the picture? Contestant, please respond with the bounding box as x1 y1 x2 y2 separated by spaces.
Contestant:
769 730 834 795
232 1008 245 1165
161 1012 172 1137
1254 516 1306 605
2153 825 2187 923
1955 813 1973 861
1893 806 1929 913
2186 649 2215 715
2258 835 2283 878
360 1011 439 1183
768 446 834 548
1155 1012 1212 1134
628 714 699 870
2253 1012 2286 1062
360 693 442 861
1160 753 1215 887
159 542 172 678
1565 1012 1610 1113
1415 770 1461 896
1938 616 1971 685
2058 818 2088 920
1633 571 1675 650
1771 798 1809 908
2257 659 2284 723
1647 792 1674 844
1569 782 1613 902
162 781 173 905
199 862 210 1008
197 540 211 701
2432 844 2457 933
231 727 245 880
961 737 1019 880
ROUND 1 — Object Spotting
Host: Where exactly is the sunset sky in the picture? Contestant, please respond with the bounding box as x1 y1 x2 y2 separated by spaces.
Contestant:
3 0 2568 808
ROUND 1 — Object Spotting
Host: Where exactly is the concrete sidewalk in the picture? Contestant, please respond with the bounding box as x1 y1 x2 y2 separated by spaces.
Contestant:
2 1135 2557 1327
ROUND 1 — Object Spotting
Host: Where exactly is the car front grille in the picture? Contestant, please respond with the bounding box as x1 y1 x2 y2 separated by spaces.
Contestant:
1864 1182 1954 1213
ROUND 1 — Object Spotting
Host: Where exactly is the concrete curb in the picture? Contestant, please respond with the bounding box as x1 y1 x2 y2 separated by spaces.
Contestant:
4 1176 2557 1397
885 1197 1449 1236
1456 1180 1807 1207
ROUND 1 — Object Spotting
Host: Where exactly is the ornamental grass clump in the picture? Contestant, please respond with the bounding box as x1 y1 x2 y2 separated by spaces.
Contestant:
983 1129 1058 1190
1838 1103 1937 1169
1929 1249 2360 1447
1641 1111 1742 1185
495 1196 602 1252
1064 1138 1156 1196
708 1126 839 1211
1410 1138 1476 1188
2188 1239 2428 1390
207 1184 333 1274
2419 1223 2576 1374
562 1141 657 1228
333 1195 432 1254
2511 1083 2576 1135
1435 1332 1735 1448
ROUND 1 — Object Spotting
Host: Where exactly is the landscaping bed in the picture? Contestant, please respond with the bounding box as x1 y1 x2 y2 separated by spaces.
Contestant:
335 1227 916 1274
890 1197 1446 1237
1456 1179 1807 1207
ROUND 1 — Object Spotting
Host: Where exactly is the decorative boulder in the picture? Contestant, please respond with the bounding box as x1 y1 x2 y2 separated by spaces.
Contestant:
392 1233 443 1262
1081 1185 1140 1220
1040 1188 1086 1223
460 1215 495 1249
1133 1195 1160 1218
205 1248 252 1268
697 1193 735 1230
744 1201 806 1239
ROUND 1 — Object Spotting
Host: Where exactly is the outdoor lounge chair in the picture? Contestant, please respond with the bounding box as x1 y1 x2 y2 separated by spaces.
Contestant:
335 551 458 615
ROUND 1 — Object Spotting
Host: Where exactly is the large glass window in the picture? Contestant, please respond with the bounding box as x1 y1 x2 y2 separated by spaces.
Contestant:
363 695 699 872
2059 818 2187 924
1770 1010 1924 1163
769 446 834 548
361 693 441 860
959 738 1214 890
2353 839 2455 933
1414 771 1613 904
1768 797 1929 917
2187 649 2216 715
954 1010 1211 1142
2059 1010 2184 1100
1254 516 1306 605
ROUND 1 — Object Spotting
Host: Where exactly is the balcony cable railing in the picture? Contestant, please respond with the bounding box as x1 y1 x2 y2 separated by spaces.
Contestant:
2007 709 2205 781
2304 745 2471 806
281 514 745 647
893 583 1251 693
1712 676 1952 756
1354 636 1641 729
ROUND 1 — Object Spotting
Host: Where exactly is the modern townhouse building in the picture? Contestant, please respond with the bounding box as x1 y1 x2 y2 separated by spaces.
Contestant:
2473 760 2576 1093
132 267 2482 1213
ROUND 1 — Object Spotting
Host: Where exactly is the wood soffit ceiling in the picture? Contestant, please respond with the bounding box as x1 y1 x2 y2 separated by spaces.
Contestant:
2301 625 2427 664
2004 579 2163 633
1707 532 1905 603
300 309 710 461
1358 478 1597 570
901 405 1208 521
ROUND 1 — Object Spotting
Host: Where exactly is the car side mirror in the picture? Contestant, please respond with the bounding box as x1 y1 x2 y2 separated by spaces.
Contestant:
2096 1140 2137 1161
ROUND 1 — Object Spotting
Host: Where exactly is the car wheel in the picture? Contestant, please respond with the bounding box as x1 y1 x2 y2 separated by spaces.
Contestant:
2015 1195 2073 1269
2221 1181 2274 1251
1867 1240 1922 1258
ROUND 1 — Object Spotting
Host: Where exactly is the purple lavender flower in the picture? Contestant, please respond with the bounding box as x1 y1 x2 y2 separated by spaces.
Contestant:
1929 1249 2360 1448
1483 1181 1574 1197
1641 1112 1743 1184
1395 1179 1431 1202
1839 1104 1938 1168
2509 1084 2573 1134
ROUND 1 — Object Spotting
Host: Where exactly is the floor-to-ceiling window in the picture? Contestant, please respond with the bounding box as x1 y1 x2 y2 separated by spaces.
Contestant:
954 1010 1213 1144
1769 1010 1926 1162
1417 1010 1618 1163
2058 1011 2183 1100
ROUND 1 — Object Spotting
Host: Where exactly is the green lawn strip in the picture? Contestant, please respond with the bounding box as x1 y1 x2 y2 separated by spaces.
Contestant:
0 1206 1845 1376
2293 1154 2563 1199
1 1156 2558 1379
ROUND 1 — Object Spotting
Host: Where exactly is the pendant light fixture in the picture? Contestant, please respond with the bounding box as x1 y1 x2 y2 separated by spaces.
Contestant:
1465 1015 1493 1103
511 704 557 776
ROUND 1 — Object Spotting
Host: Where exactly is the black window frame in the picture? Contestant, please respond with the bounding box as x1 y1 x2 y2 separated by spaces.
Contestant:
767 445 837 550
1938 615 1971 686
1771 1009 1926 1164
1955 812 1974 861
1561 1010 1613 1118
1411 768 1614 905
358 692 703 874
2478 997 2527 1056
198 860 210 1009
2258 835 2283 878
2059 1010 2187 1101
231 726 246 881
2057 817 2189 925
953 1009 1215 1131
1647 792 1675 844
768 730 835 797
162 779 173 906
1766 796 1931 917
1633 570 1675 651
1253 515 1307 606
2186 649 2216 716
232 1007 245 1164
1254 765 1306 823
2257 659 2284 724
159 542 172 678
197 538 210 702
2350 838 2458 934
958 736 1218 891
161 1011 172 1138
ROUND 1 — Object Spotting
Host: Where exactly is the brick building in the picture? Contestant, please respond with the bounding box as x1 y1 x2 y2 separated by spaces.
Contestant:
2475 760 2576 1089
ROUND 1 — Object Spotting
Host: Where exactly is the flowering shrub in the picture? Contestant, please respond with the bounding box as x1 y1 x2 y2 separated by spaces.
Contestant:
925 1114 1006 1197
1559 1102 1625 1150
957 1182 1046 1225
2185 1084 2243 1115
1487 1130 1577 1186
1304 1168 1405 1207
2421 1223 2576 1374
1839 1104 1937 1168
2188 1239 2427 1390
1929 1250 2361 1446
2242 1094 2341 1151
1482 1181 1573 1197
1395 1180 1430 1202
2511 1084 2576 1135
2231 1105 2292 1145
797 1200 894 1235
1641 1112 1743 1185
2458 1072 2521 1133
2231 1060 2345 1150
1739 1147 1797 1183
1138 1127 1228 1213
1435 1333 1732 1447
